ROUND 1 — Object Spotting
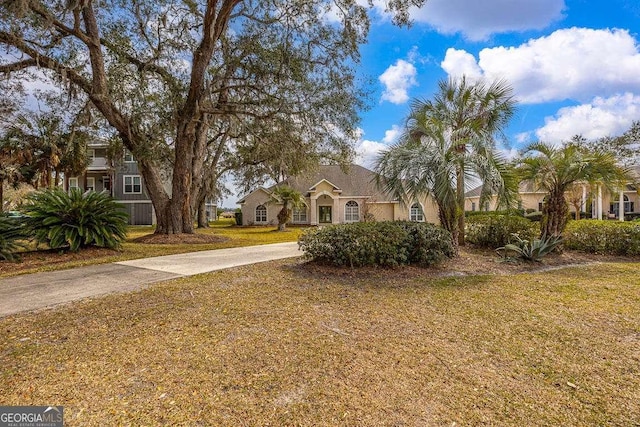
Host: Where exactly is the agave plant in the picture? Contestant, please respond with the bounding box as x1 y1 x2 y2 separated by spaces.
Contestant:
24 188 129 252
496 233 563 262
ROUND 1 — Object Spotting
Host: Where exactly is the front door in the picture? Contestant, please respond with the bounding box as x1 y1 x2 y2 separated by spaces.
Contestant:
319 206 332 223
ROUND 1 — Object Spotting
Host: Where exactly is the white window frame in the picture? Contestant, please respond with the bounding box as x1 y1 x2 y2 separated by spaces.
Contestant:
255 204 267 223
124 150 135 163
68 177 79 191
292 207 308 223
86 177 95 192
344 200 359 222
87 149 95 160
410 202 424 222
123 175 142 194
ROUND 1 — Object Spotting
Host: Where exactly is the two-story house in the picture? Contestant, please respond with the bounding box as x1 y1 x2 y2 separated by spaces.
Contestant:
65 142 155 225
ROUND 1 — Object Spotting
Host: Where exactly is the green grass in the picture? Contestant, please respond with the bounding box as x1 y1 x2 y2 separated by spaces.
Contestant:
1 261 638 425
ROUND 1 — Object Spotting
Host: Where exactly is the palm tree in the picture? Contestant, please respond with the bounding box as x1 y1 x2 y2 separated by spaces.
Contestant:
375 76 517 248
7 112 64 189
0 135 27 211
517 142 632 237
269 185 305 232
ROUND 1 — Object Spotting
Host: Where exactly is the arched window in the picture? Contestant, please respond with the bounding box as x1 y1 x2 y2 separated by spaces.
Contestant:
610 195 633 215
255 204 267 223
410 202 424 222
344 200 359 222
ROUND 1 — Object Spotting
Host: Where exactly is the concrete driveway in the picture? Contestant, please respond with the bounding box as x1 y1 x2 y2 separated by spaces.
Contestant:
0 242 301 317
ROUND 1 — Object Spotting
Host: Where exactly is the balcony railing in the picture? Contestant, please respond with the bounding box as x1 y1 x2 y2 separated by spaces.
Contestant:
88 157 110 170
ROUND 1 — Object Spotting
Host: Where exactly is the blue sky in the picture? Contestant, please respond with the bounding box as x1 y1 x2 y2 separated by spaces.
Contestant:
352 0 640 168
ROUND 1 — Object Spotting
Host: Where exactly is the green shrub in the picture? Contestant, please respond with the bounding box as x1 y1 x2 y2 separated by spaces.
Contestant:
465 209 524 218
465 214 538 248
564 220 640 255
524 211 543 222
298 221 454 268
624 212 640 221
497 234 563 262
0 215 27 261
24 188 129 252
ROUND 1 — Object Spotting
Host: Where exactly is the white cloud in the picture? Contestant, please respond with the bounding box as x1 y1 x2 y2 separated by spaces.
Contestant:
355 139 387 169
355 125 402 168
535 93 640 143
440 48 483 81
442 28 640 104
411 0 565 41
379 59 417 104
382 125 402 143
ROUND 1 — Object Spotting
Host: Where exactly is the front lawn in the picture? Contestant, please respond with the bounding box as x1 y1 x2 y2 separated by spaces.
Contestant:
1 260 638 425
0 218 305 278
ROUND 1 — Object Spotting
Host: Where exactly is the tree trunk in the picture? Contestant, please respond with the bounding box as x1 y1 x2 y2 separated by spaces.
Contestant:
197 199 209 228
438 201 458 255
541 190 569 237
277 204 289 232
0 178 4 212
456 163 466 246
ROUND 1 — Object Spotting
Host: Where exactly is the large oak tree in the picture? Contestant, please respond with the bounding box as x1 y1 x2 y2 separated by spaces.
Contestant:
0 0 423 233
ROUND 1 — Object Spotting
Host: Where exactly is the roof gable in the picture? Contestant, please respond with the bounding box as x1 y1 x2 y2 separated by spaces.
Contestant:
237 187 271 204
277 164 389 199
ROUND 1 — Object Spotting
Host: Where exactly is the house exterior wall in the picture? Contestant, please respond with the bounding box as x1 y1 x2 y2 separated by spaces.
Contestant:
466 187 640 220
239 188 441 226
65 146 156 225
240 190 279 226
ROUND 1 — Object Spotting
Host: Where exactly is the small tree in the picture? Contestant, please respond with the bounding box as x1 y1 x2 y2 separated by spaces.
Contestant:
517 142 632 237
269 186 305 232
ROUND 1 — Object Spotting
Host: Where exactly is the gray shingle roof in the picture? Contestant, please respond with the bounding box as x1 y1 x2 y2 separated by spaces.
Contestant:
275 164 390 199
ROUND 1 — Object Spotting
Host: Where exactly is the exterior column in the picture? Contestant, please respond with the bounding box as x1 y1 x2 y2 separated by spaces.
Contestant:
310 197 317 225
619 190 625 221
581 185 587 216
597 185 603 220
333 196 340 224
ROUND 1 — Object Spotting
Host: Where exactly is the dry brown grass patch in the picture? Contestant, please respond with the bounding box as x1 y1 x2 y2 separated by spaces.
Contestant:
1 259 639 425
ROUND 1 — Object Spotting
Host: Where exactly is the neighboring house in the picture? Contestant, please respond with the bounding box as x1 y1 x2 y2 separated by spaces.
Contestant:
465 165 640 220
237 164 439 226
64 142 155 225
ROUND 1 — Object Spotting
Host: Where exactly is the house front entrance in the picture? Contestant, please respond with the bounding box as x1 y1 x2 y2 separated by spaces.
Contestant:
319 206 332 223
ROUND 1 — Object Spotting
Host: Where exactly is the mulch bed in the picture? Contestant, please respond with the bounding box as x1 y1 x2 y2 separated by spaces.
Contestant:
131 233 229 245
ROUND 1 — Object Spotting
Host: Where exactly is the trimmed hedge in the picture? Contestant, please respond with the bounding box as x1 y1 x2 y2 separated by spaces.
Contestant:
298 221 454 268
465 214 538 249
564 220 640 255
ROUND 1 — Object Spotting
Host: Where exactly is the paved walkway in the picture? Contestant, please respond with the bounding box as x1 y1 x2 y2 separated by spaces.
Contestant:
0 242 301 317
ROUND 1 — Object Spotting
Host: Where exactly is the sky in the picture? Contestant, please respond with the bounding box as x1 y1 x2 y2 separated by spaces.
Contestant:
351 0 640 169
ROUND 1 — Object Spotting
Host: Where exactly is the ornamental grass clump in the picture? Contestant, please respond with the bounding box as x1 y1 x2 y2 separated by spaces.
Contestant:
24 188 129 252
298 221 454 268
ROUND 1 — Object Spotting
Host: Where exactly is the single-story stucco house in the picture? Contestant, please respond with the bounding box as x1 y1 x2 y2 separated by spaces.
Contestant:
465 165 640 220
237 164 440 226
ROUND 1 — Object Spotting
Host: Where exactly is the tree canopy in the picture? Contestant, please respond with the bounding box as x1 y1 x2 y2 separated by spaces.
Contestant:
0 0 425 233
375 77 517 248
